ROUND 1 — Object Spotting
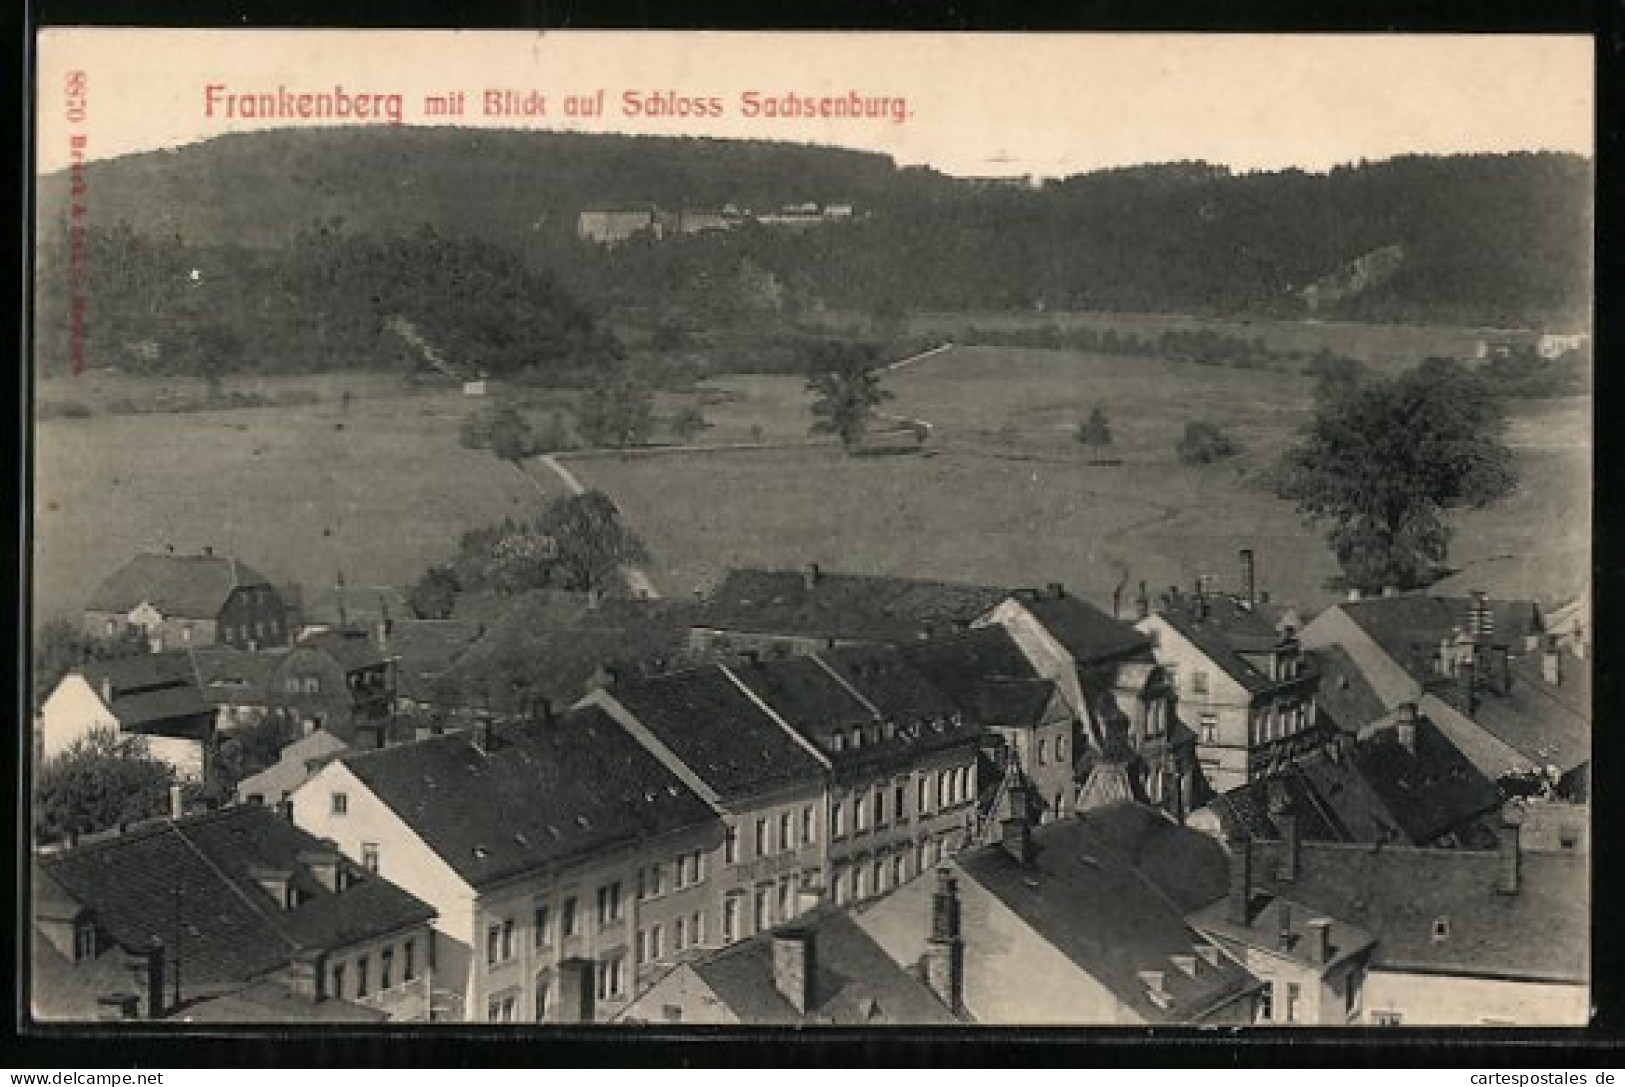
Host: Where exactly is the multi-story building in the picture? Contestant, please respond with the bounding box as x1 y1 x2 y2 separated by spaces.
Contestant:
268 628 397 748
33 803 435 1023
291 708 723 1022
582 666 829 946
725 645 983 906
1138 589 1322 795
84 548 291 652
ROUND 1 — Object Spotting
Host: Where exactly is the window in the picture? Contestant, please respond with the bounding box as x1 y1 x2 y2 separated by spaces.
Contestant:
831 801 845 838
674 916 687 952
724 826 739 864
73 922 96 961
636 867 646 900
304 676 320 695
403 939 416 982
916 840 930 875
330 792 349 816
937 770 950 808
755 817 770 856
918 777 930 815
777 876 791 918
356 955 370 998
894 783 907 823
693 911 705 946
361 842 379 873
649 864 664 897
1200 713 1218 746
753 888 769 933
893 853 907 887
1037 738 1048 766
692 851 705 883
596 882 622 925
332 963 346 1000
802 805 817 845
853 795 867 832
487 923 503 965
595 956 624 1001
832 869 847 906
1432 917 1451 941
850 726 863 750
381 947 394 989
650 924 663 960
502 917 515 958
1372 1011 1403 1027
534 904 551 948
488 994 516 1022
560 897 578 937
1345 972 1362 1018
723 897 740 942
1055 735 1067 760
1285 982 1301 1024
1193 670 1209 696
181 624 193 645
635 929 647 966
780 811 794 851
831 732 845 753
872 858 886 895
873 787 887 827
854 866 867 900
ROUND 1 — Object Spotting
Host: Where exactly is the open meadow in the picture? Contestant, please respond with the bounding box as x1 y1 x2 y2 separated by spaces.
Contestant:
33 339 1590 628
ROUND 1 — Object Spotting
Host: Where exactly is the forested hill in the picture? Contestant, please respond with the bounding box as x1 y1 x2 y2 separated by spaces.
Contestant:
37 128 1591 332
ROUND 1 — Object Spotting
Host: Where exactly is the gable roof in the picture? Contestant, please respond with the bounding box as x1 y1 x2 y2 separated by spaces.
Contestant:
1439 653 1590 775
86 552 273 618
336 707 721 889
294 629 393 673
955 804 1260 1023
76 653 212 732
697 568 1009 643
1150 609 1278 693
684 907 960 1025
36 805 434 990
896 626 1051 725
600 667 827 802
1245 838 1587 983
187 646 287 707
236 730 351 804
384 620 487 701
1337 595 1545 679
1012 591 1152 663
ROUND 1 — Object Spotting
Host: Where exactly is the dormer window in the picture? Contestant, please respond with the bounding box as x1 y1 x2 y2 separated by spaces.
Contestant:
1431 917 1451 942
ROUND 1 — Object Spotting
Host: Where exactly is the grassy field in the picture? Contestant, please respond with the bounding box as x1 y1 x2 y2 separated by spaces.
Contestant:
33 381 563 623
33 340 1589 630
572 345 1590 611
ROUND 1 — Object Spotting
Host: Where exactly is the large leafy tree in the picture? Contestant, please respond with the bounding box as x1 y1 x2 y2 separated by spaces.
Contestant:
805 342 893 450
34 728 177 841
577 368 655 449
1280 359 1517 592
537 490 651 594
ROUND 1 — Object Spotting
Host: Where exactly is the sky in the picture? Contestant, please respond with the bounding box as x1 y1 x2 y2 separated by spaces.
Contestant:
36 30 1593 177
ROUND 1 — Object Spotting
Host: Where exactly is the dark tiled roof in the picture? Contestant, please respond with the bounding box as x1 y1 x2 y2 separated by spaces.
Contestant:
78 653 212 732
971 679 1058 727
384 620 487 701
177 979 387 1023
86 553 273 618
339 707 721 888
818 644 963 724
602 667 827 801
1162 592 1283 650
1339 595 1545 678
435 593 698 709
1311 645 1389 733
1188 893 1377 974
956 804 1259 1023
37 806 434 990
688 907 960 1025
697 568 1008 643
1454 655 1590 774
1246 839 1587 982
896 627 1047 724
297 629 393 672
1352 720 1503 844
188 647 287 706
1014 592 1151 663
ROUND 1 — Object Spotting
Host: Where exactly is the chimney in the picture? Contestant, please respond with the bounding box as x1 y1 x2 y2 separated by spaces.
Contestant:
1306 917 1333 966
1495 820 1521 896
556 957 596 1023
923 868 965 1015
771 928 816 1015
1048 581 1065 600
802 563 821 590
1395 702 1418 755
1000 813 1036 866
1228 841 1253 927
145 938 166 1020
472 715 495 755
1458 656 1479 715
1277 807 1299 884
1239 549 1256 606
1136 580 1150 620
168 784 186 821
1277 900 1294 953
1542 638 1562 686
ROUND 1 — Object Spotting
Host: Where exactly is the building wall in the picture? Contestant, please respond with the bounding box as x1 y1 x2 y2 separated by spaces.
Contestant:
855 859 1142 1026
38 676 118 760
711 785 827 946
1361 968 1589 1027
827 745 978 906
1221 944 1365 1025
322 924 436 1022
993 694 1077 822
268 649 392 743
216 586 291 650
980 600 1086 715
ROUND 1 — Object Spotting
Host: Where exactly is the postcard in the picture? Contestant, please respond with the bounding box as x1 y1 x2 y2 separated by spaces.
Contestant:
28 29 1592 1030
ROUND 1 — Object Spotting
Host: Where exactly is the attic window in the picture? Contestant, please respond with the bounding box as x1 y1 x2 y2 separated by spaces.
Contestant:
1431 917 1451 942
